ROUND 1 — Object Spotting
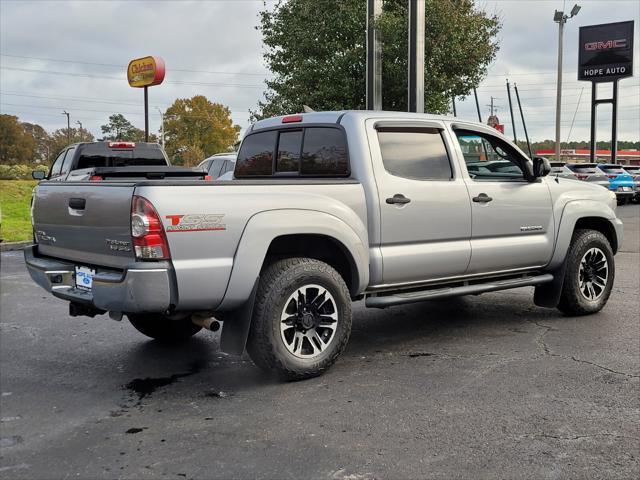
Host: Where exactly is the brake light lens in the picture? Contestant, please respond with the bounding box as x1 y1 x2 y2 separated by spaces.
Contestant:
282 115 303 123
576 174 588 180
131 195 170 260
607 174 617 179
109 141 135 149
89 175 103 182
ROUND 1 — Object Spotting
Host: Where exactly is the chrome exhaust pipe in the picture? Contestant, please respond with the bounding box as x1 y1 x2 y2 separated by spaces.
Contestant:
191 312 220 332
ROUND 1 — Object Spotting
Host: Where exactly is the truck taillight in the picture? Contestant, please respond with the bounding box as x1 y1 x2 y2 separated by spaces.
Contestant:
131 195 170 260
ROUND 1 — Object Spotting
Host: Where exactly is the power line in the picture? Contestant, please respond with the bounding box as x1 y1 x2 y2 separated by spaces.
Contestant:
0 66 266 88
0 53 272 77
0 91 250 111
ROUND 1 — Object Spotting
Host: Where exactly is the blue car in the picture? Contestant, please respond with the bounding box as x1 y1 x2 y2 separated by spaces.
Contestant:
596 164 635 204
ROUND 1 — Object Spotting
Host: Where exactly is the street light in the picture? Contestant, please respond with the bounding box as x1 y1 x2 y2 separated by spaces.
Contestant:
553 4 580 161
62 110 70 143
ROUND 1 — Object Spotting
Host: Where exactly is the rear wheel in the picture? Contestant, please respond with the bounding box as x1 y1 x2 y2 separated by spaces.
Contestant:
128 313 201 342
246 257 352 381
557 229 614 316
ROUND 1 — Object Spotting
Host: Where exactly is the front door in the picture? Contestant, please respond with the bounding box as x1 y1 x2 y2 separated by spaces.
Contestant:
368 120 472 286
452 127 554 274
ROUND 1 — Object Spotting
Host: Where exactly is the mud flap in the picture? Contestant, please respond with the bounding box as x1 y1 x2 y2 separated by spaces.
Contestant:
534 261 567 308
219 278 259 355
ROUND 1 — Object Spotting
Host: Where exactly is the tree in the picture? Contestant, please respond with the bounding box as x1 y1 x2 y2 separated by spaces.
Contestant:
101 114 137 141
22 122 50 163
163 95 240 166
46 128 95 163
0 114 36 165
256 0 501 117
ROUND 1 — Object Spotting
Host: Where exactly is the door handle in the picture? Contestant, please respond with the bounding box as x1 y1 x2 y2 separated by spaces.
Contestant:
68 198 86 210
386 194 411 205
472 193 493 203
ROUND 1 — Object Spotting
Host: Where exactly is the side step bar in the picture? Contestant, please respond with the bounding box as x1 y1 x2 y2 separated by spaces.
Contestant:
365 273 554 309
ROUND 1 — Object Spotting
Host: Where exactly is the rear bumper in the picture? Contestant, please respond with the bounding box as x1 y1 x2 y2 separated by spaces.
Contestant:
24 245 174 313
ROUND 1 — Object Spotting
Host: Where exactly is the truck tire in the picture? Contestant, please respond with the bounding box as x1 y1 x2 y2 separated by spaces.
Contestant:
128 314 201 342
246 257 352 381
557 229 614 316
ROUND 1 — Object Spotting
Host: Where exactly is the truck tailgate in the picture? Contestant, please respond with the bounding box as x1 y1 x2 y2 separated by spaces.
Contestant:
33 183 136 268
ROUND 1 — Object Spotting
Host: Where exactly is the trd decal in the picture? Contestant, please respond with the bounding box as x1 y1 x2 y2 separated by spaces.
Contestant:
165 214 226 232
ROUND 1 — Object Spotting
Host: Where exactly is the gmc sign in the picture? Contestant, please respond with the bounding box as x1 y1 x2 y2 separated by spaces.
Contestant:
578 21 634 82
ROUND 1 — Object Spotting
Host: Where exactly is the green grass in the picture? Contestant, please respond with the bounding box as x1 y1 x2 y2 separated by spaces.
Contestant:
0 180 36 242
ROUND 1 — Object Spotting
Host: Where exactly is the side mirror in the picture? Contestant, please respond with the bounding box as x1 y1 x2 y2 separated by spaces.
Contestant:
532 156 551 178
32 170 46 180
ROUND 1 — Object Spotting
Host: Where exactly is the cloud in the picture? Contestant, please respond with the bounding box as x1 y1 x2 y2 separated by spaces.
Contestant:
1 0 638 144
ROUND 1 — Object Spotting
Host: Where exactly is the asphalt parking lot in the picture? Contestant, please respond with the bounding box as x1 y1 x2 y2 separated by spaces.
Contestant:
1 205 638 480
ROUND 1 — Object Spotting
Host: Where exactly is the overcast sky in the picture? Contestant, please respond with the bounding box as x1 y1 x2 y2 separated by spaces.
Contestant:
1 0 638 144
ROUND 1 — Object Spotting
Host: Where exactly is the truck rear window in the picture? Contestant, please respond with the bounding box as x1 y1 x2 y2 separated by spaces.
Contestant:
76 148 167 170
235 127 349 177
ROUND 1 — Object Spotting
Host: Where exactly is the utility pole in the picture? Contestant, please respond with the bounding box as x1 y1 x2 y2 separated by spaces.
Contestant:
156 107 165 148
407 0 425 113
62 110 70 143
451 96 457 117
486 97 498 116
553 4 581 161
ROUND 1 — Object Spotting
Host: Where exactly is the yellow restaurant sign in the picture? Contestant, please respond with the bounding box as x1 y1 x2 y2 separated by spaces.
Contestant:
127 56 165 88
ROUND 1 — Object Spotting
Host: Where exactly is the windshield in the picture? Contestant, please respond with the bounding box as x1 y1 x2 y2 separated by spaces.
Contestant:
599 165 626 174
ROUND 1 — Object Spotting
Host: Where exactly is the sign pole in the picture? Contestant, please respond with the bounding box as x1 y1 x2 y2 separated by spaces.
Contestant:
407 0 425 113
144 86 149 142
589 82 597 163
366 0 382 110
611 79 618 163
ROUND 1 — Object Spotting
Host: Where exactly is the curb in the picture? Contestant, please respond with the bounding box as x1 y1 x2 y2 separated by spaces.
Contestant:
0 241 31 252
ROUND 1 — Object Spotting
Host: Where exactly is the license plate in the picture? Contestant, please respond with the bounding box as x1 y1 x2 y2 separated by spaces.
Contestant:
620 187 631 192
75 266 95 291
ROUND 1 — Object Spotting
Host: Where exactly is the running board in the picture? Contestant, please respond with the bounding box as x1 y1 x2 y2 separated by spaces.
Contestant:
365 273 554 308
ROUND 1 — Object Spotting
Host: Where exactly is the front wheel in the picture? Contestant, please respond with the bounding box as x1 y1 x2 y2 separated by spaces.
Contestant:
246 257 352 381
557 229 614 316
128 313 202 342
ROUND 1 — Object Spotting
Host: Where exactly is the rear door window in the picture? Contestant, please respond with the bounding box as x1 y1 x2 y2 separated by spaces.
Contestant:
235 131 277 177
235 127 348 177
377 128 452 180
301 128 349 175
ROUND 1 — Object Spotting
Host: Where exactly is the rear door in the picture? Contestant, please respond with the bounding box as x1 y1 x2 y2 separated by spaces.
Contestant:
33 183 136 268
368 120 472 285
452 127 554 274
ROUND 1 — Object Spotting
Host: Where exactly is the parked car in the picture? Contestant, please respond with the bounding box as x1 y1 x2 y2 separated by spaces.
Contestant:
596 164 635 205
622 165 640 202
33 142 170 181
197 153 236 180
26 111 623 380
549 161 578 180
565 163 610 189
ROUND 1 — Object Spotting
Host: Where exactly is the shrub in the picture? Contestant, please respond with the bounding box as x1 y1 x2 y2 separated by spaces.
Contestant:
0 164 47 180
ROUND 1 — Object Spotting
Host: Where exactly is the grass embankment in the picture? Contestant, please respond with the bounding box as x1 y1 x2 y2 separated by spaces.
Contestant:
0 180 36 242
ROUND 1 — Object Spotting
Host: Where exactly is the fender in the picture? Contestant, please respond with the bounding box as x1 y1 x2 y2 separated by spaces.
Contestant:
217 209 369 311
535 199 622 308
547 199 622 271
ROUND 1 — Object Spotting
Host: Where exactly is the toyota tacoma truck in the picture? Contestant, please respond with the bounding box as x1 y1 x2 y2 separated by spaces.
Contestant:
25 111 623 380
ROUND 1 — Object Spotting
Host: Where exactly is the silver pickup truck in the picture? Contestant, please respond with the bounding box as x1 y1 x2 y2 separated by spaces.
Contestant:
26 111 623 380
